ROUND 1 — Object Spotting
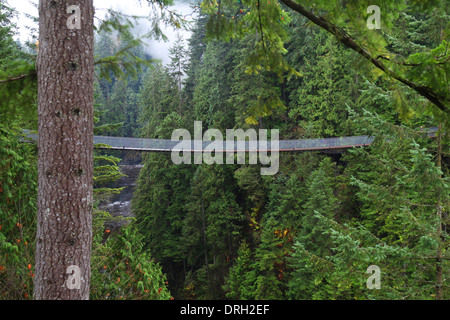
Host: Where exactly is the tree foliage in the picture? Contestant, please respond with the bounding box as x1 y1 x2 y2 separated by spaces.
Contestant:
1 0 448 300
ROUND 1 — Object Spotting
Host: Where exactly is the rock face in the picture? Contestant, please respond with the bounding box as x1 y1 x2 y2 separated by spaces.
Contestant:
101 163 143 229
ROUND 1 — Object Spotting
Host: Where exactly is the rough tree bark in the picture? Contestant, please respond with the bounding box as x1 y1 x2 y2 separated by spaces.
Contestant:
34 0 94 300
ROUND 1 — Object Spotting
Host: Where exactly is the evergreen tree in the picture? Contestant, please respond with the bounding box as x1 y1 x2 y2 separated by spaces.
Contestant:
132 112 193 297
200 0 450 121
0 123 37 300
223 241 257 299
182 164 244 299
138 62 178 138
287 30 358 137
286 111 449 300
288 157 339 299
0 0 37 122
253 215 286 300
192 39 235 128
168 33 188 115
183 13 209 120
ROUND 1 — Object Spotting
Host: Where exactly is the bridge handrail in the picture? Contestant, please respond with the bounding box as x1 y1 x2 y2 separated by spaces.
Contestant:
20 127 439 152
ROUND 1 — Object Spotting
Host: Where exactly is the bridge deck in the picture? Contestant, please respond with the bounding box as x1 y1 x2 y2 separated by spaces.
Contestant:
94 135 375 152
21 128 437 153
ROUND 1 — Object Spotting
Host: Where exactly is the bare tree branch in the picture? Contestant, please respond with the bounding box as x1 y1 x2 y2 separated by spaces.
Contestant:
0 72 36 84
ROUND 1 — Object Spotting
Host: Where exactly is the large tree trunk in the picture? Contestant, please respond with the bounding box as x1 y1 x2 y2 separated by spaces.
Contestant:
34 0 94 300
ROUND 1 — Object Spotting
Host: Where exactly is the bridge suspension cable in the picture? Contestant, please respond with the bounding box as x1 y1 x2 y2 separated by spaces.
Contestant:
21 128 438 153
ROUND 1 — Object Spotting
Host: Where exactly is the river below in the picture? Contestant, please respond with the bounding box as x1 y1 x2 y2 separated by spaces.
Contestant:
99 163 143 230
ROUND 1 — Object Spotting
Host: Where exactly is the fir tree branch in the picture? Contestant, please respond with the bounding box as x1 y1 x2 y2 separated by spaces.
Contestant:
0 71 36 84
401 284 436 299
279 0 449 114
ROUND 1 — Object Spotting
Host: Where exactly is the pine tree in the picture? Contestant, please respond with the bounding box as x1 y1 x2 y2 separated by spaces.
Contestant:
288 157 338 299
182 163 244 299
0 123 37 300
138 62 178 138
132 112 193 297
168 33 188 115
192 39 235 128
0 1 37 121
286 27 358 137
223 241 257 299
253 215 286 300
228 33 285 127
183 13 209 119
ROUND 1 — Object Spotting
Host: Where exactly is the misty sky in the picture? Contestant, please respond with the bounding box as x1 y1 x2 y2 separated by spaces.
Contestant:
10 0 197 65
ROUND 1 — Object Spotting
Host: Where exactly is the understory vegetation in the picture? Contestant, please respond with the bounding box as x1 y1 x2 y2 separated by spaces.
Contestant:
0 0 448 300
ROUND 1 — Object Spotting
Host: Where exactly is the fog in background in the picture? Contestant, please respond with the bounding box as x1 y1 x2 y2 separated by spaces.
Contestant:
11 0 198 65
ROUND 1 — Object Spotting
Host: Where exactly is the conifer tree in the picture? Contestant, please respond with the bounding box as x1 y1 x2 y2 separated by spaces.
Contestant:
168 33 188 115
33 0 95 300
138 62 178 138
223 241 257 299
288 157 338 299
182 163 244 299
192 39 235 128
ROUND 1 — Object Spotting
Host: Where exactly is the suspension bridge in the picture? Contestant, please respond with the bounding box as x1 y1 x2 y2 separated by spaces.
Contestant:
21 127 438 153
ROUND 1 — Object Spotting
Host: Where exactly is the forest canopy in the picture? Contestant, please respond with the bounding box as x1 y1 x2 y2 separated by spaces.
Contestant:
0 0 448 301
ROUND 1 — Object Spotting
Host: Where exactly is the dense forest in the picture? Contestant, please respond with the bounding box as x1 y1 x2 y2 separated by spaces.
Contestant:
0 0 449 300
